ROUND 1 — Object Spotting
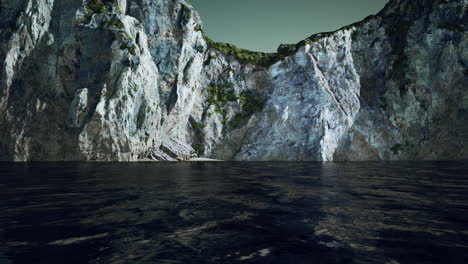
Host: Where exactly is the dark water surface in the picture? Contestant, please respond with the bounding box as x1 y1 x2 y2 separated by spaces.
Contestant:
1 162 468 264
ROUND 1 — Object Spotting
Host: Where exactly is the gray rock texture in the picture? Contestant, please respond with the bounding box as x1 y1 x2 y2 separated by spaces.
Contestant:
0 0 466 161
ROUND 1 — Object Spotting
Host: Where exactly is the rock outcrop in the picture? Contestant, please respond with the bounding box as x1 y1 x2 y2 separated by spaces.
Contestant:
0 0 466 161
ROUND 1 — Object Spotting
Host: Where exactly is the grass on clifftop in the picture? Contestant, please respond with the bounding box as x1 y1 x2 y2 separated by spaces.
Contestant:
196 14 377 68
274 15 378 58
202 32 278 68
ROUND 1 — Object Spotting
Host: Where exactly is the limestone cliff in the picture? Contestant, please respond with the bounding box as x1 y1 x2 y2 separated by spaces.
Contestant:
0 0 466 161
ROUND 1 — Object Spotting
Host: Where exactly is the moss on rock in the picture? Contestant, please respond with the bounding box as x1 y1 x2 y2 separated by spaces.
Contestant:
86 0 107 15
194 24 202 32
192 144 205 156
182 4 192 21
229 90 264 130
203 82 264 135
106 17 125 29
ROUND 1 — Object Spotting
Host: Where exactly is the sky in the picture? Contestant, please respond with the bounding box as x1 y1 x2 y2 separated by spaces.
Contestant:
190 0 389 52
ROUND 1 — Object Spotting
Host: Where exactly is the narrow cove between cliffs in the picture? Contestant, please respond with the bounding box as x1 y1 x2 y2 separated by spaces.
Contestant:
1 161 467 264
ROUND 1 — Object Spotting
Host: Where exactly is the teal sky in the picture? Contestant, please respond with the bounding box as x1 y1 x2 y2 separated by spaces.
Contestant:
190 0 389 52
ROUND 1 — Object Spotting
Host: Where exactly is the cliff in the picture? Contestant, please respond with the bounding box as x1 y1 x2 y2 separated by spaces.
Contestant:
0 0 466 161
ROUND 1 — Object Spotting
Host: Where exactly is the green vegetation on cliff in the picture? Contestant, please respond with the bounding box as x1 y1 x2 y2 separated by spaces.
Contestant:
203 34 277 68
229 90 264 130
196 15 378 68
194 24 278 68
84 0 137 56
202 82 264 136
85 0 107 15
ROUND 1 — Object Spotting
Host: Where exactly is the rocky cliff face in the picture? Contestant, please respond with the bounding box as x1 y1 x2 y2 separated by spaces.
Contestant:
0 0 466 161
